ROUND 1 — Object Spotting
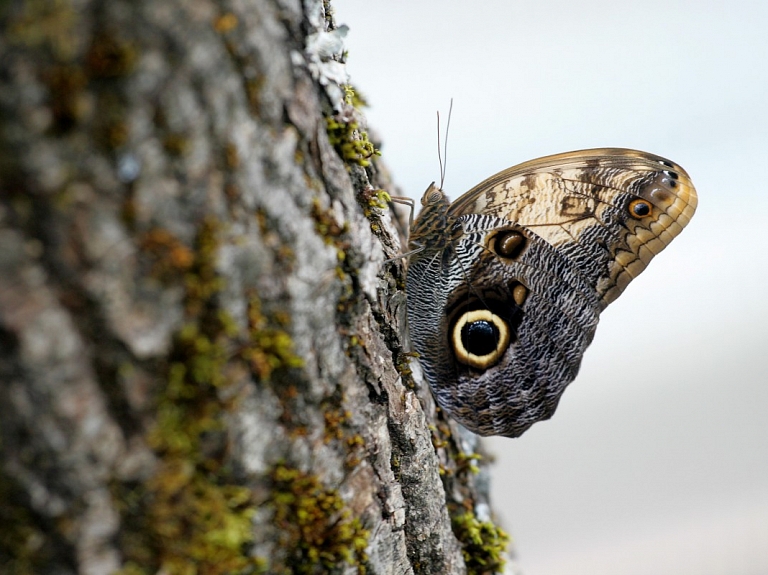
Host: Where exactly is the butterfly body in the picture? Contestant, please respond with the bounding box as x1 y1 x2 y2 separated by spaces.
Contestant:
405 149 697 437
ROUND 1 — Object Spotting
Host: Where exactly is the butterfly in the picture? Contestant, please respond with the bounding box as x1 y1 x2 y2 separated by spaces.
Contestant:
405 148 697 437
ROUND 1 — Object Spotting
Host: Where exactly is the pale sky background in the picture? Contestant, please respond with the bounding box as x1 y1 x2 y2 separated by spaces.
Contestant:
333 1 768 574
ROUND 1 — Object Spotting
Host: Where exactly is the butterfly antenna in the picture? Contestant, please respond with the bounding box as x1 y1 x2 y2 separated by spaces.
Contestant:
441 98 452 189
436 111 444 188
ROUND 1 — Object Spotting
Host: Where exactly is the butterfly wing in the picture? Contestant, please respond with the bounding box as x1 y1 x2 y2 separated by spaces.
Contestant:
406 149 697 437
448 148 698 306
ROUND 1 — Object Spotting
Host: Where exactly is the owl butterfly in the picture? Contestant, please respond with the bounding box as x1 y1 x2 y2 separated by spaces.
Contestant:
405 148 697 438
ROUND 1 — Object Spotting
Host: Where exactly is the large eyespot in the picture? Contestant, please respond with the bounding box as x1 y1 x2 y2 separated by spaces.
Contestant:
451 309 511 369
628 198 653 219
490 229 527 260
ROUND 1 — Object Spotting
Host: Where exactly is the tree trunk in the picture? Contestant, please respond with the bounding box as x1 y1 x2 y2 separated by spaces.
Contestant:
0 1 510 574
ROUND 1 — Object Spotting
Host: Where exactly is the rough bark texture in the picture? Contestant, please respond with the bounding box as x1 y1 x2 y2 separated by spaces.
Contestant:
0 1 511 574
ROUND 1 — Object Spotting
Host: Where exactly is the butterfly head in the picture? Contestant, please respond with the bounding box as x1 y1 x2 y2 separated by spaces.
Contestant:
418 181 448 207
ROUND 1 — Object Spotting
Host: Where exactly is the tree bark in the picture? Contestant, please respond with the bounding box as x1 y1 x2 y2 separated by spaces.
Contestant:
0 1 510 574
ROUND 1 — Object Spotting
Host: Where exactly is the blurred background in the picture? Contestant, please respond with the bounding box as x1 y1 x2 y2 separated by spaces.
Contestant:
333 1 768 574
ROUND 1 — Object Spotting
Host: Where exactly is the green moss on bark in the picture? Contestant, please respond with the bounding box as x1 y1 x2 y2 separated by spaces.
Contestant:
451 511 509 575
268 464 369 574
115 218 265 574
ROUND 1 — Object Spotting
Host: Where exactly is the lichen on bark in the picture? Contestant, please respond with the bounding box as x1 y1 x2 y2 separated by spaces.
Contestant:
0 0 512 574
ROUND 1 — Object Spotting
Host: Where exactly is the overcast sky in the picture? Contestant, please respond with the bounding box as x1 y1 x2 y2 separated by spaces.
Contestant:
333 1 768 573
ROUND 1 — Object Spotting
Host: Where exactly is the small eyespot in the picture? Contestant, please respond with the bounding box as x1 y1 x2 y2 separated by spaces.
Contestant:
649 187 671 203
512 284 528 306
492 230 527 260
628 198 653 219
452 309 511 369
